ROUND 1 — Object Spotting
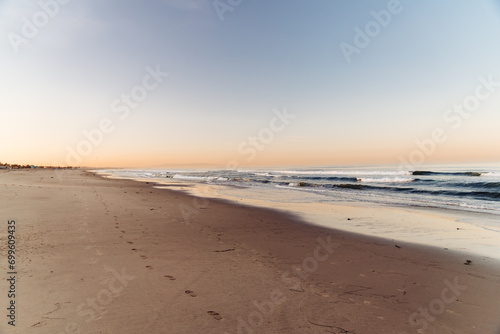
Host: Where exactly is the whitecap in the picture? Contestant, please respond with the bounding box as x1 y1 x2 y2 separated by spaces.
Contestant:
357 177 415 183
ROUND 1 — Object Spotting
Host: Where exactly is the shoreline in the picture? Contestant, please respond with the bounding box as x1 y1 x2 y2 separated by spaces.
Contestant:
1 169 499 333
98 171 500 261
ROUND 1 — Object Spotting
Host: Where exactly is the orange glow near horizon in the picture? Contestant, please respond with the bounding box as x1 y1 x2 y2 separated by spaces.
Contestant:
4 144 498 169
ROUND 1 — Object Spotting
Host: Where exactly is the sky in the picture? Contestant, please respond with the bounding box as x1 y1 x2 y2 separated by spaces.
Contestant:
1 0 500 168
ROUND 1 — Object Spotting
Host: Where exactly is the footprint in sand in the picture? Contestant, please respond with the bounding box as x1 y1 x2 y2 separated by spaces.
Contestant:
164 275 176 280
185 290 197 297
141 255 147 259
146 265 154 270
207 311 222 320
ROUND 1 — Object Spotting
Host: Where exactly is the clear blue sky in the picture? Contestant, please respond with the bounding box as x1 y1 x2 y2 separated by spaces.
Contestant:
1 0 500 167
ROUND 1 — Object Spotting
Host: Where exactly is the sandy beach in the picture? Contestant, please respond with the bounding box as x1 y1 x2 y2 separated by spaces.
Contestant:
1 169 499 334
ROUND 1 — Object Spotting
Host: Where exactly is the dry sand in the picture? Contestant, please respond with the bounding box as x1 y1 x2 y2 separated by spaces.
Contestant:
0 169 499 334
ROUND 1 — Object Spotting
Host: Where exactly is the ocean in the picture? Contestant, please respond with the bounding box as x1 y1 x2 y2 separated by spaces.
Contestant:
99 163 500 216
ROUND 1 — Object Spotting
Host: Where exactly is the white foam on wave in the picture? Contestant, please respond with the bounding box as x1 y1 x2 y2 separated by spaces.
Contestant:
357 177 415 183
172 174 229 182
272 170 412 176
459 202 490 210
173 174 214 181
481 172 500 177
